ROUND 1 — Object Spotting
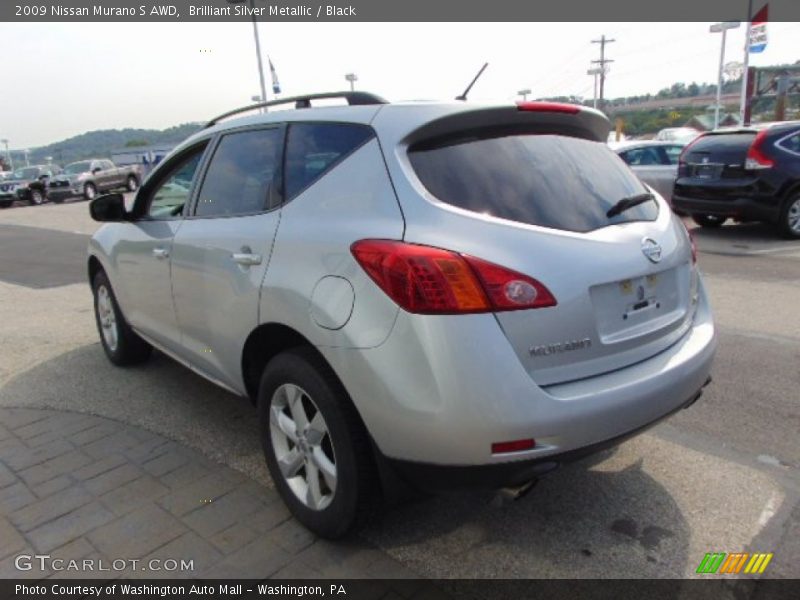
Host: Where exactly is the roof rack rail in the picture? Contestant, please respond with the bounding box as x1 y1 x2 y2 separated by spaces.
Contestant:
204 91 389 128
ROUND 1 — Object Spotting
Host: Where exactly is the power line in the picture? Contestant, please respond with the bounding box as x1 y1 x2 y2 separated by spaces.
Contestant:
591 34 616 108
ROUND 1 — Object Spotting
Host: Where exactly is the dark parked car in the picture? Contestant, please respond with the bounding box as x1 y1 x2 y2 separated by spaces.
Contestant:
672 121 800 238
0 165 61 208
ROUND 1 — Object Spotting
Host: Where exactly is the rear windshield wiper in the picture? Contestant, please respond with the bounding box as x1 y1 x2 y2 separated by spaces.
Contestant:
606 192 654 218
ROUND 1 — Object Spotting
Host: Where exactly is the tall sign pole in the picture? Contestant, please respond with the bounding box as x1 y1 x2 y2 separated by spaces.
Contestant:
710 22 740 130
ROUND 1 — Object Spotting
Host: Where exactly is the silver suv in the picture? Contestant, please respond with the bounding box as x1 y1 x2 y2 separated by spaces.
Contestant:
88 92 716 537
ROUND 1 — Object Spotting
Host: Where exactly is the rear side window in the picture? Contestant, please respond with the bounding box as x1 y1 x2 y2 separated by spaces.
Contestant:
195 127 283 217
408 132 657 233
777 132 800 154
284 123 374 200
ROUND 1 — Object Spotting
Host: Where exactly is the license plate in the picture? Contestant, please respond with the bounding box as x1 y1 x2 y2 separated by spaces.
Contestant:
693 164 721 179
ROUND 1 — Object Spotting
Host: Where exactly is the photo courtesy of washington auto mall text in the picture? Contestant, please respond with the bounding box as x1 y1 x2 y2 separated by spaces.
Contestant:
1 0 800 599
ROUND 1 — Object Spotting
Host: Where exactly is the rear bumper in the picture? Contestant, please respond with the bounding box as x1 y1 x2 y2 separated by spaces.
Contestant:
322 277 717 470
384 378 709 491
48 187 80 200
672 187 780 222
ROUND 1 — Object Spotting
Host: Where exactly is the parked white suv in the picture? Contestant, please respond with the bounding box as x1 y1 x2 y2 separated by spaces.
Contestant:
88 92 716 537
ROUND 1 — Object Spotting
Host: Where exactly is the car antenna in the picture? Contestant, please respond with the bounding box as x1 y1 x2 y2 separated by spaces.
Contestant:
455 62 489 101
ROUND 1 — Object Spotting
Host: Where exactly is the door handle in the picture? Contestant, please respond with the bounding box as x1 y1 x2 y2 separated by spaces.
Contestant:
232 252 262 266
153 247 169 259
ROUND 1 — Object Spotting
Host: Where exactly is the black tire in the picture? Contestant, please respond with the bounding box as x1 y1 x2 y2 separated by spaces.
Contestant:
83 183 97 201
691 213 727 228
0 201 11 209
257 348 378 539
29 188 44 206
778 193 800 240
92 270 152 366
126 175 139 192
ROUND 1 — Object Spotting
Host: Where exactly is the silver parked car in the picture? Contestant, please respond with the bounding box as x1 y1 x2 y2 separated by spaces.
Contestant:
611 140 686 205
87 92 716 537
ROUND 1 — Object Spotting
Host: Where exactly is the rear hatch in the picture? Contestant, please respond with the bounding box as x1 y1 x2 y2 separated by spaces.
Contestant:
676 131 758 198
391 104 698 386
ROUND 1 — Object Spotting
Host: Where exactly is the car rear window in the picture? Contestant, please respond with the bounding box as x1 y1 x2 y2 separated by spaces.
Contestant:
685 132 756 154
408 131 657 233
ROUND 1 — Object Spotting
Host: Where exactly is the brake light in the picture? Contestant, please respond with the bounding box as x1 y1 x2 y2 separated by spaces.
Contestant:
516 101 580 114
745 130 774 170
350 240 557 314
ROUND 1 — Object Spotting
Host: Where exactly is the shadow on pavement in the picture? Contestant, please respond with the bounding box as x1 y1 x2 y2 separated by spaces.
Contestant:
2 343 691 579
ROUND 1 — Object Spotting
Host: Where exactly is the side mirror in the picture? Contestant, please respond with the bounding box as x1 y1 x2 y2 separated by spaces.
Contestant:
92 168 102 174
90 193 129 222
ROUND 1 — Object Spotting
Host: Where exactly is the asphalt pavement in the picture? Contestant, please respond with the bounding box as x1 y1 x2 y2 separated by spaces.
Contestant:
0 199 797 581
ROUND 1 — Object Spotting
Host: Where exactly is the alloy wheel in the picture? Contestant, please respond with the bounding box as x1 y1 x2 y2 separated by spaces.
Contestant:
788 197 800 235
96 285 119 352
269 383 337 511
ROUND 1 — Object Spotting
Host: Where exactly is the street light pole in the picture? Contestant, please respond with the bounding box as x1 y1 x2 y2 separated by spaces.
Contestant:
345 73 358 92
1 139 12 171
517 88 531 101
250 5 268 112
740 0 754 124
229 0 268 112
710 21 740 130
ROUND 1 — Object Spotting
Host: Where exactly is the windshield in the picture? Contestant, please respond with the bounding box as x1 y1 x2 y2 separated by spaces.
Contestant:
13 167 39 179
64 161 92 175
409 131 657 233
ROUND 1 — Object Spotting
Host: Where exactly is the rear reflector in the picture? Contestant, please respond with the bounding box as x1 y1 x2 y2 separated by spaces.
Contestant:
516 101 580 114
492 439 536 454
351 240 557 314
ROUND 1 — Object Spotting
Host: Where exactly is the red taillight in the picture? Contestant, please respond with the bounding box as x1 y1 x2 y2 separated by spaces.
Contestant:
745 130 774 170
491 438 535 454
350 240 557 315
516 101 580 114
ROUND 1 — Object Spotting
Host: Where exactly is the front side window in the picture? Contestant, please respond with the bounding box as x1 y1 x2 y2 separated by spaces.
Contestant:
145 146 206 219
409 131 657 233
284 122 374 200
194 127 283 218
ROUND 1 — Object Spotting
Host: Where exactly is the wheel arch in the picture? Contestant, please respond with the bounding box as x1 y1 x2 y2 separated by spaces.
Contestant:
780 179 800 205
88 254 103 286
242 323 335 404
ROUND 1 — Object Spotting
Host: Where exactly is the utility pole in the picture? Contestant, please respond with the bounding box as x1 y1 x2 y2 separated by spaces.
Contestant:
591 34 615 109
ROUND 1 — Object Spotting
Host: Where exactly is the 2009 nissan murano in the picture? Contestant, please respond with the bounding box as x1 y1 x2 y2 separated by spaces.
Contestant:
88 92 716 537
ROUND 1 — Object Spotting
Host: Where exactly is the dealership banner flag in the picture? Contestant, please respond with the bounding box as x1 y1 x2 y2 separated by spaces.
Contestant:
269 57 281 94
749 4 768 53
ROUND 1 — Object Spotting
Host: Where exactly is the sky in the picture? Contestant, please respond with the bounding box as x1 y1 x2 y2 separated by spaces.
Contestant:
1 21 799 149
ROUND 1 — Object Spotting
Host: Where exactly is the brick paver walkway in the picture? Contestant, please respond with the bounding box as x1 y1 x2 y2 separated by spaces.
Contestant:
0 407 432 588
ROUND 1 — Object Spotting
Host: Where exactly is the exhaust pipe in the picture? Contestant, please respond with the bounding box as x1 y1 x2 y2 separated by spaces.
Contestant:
492 479 537 507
